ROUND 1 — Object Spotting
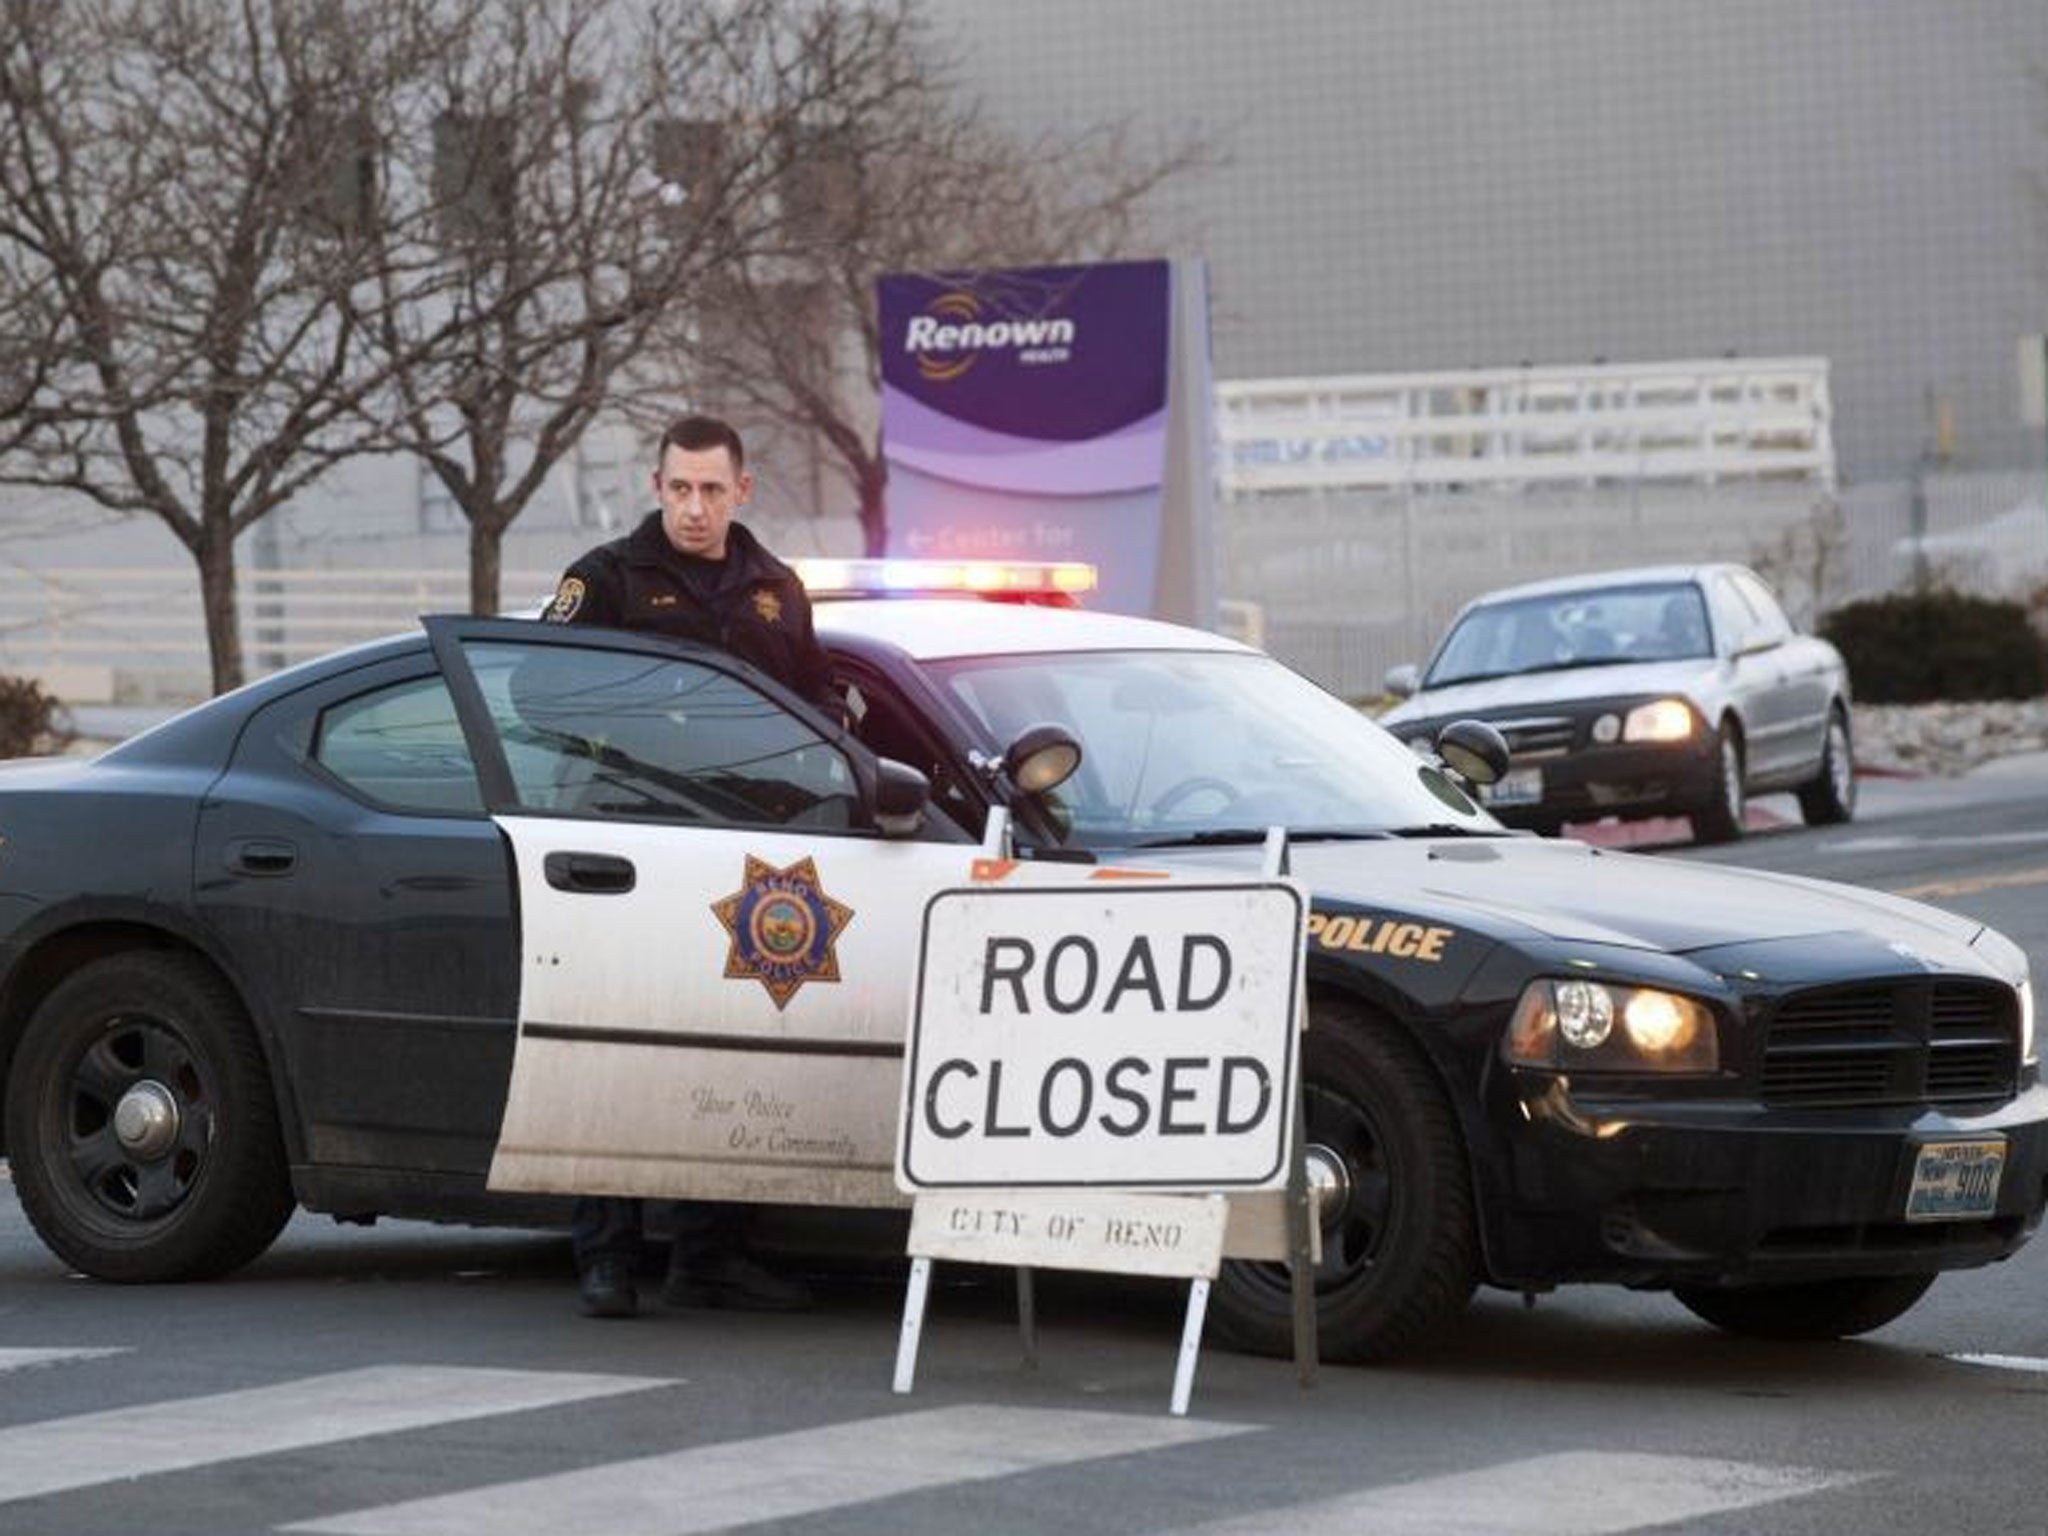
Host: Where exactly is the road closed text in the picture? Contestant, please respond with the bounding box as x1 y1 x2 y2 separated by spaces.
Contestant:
922 1053 1274 1140
900 884 1303 1192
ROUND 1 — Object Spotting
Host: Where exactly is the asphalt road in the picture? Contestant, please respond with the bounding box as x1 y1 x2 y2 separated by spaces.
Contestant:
2 763 2046 1536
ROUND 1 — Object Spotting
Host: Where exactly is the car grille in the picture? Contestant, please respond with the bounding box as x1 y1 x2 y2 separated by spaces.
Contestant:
1760 981 2019 1108
1494 715 1576 759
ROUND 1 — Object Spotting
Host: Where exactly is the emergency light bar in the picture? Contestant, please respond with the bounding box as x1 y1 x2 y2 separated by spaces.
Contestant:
790 558 1097 603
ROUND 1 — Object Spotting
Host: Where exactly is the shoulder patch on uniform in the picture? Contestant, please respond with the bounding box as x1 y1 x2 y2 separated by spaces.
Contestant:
545 577 586 623
752 587 783 624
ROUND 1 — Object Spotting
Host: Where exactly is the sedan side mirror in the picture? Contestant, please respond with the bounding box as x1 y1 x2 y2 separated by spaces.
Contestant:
872 757 930 839
1436 719 1510 787
1383 663 1420 700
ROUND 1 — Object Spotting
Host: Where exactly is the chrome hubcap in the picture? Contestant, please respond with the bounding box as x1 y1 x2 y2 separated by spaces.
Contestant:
1830 722 1852 801
1304 1142 1352 1225
112 1081 180 1161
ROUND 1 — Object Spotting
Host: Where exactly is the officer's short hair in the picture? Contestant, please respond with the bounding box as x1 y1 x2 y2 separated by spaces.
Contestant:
659 413 745 472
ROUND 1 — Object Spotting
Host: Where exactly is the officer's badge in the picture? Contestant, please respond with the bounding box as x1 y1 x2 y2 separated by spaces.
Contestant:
545 577 585 624
752 588 783 624
710 855 854 1010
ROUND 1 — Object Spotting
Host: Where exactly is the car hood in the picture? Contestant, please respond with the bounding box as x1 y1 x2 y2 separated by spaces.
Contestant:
1380 659 1719 725
1147 837 1985 957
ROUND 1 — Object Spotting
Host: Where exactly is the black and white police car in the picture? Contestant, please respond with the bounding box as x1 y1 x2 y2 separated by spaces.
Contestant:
0 561 2039 1361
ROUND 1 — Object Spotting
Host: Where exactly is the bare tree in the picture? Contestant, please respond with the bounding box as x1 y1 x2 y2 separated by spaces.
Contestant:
353 1 775 615
0 0 478 692
654 0 1211 555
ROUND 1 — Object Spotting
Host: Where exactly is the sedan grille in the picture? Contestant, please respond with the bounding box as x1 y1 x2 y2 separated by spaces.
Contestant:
1760 981 2018 1108
1494 716 1576 759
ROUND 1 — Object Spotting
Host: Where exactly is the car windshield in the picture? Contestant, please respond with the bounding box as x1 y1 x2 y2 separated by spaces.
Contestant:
1425 581 1712 687
926 649 1503 848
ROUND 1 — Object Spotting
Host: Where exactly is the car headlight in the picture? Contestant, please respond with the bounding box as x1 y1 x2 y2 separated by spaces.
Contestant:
1506 978 1718 1073
2021 974 2037 1067
1622 699 1696 742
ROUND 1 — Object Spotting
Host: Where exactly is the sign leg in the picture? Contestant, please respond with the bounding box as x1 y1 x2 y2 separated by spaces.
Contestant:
1170 1277 1212 1417
1287 1086 1320 1388
892 1256 933 1395
1015 1266 1039 1369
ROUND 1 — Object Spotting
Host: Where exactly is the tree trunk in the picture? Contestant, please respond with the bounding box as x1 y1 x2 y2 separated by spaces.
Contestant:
195 527 244 696
857 452 889 557
469 516 504 617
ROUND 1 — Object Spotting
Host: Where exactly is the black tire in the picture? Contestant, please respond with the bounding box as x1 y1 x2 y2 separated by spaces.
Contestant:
1673 1274 1935 1340
1796 707 1857 826
1690 723 1746 844
4 951 293 1282
1210 1000 1477 1363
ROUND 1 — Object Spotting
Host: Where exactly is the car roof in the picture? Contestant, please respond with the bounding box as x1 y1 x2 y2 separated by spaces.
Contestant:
1463 563 1733 606
813 597 1250 661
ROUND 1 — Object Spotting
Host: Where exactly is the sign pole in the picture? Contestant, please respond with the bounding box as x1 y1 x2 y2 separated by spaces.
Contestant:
1264 827 1319 1388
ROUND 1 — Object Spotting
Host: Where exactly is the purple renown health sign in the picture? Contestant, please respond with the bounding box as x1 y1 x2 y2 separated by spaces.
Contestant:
877 260 1173 614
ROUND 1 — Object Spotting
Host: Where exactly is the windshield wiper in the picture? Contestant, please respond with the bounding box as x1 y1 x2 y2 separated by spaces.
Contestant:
1125 827 1395 849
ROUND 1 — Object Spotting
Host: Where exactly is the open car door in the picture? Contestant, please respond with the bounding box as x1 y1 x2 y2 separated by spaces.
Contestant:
427 617 982 1208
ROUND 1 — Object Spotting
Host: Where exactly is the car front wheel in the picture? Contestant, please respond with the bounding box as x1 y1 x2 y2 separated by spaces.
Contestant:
1690 724 1746 844
1672 1274 1935 1340
1209 1000 1477 1363
1796 708 1856 826
4 951 293 1282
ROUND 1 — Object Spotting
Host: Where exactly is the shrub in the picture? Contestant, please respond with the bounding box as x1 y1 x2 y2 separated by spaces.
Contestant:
1819 591 2048 703
0 675 73 758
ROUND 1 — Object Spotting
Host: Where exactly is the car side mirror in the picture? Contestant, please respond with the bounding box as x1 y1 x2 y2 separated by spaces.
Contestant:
1436 719 1510 786
1002 723 1083 795
872 757 930 839
1383 663 1420 700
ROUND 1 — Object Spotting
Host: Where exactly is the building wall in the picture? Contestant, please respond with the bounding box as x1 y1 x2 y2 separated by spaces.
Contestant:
940 0 2048 482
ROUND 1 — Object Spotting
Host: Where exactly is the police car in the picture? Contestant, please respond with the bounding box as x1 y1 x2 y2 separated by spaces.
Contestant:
0 561 2039 1363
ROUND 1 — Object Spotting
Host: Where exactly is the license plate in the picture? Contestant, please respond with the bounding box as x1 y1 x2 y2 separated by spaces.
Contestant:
1481 766 1543 807
1904 1139 2005 1222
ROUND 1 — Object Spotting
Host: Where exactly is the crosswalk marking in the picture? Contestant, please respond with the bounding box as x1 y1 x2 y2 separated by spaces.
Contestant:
0 1364 669 1506
288 1404 1251 1536
1951 1352 2048 1375
1169 1450 1867 1536
0 1347 129 1373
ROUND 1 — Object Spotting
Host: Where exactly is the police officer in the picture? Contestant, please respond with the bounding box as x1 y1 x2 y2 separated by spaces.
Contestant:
546 412 829 1318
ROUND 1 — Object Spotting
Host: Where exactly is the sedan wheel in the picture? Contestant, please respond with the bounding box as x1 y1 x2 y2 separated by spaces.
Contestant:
1690 727 1746 844
4 952 293 1282
1796 710 1856 826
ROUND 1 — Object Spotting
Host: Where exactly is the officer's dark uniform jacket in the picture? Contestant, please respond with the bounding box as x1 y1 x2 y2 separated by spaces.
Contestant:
544 512 837 715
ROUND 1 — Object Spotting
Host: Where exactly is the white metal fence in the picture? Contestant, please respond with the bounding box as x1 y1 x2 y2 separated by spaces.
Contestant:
1216 357 1835 495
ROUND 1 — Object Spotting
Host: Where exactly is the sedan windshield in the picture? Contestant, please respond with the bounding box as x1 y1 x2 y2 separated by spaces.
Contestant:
1426 581 1712 687
928 649 1502 848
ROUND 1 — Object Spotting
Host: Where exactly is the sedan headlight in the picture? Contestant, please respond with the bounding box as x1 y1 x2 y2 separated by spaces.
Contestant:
1622 699 1696 742
1506 978 1718 1073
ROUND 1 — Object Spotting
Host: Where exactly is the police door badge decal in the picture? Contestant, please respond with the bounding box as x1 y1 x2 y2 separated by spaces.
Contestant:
711 855 853 1009
545 577 585 623
751 587 783 624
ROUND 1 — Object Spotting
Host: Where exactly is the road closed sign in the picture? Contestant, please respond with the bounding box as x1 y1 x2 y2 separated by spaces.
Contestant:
897 880 1305 1191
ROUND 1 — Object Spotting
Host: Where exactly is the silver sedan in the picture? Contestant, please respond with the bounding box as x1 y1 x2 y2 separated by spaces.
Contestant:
1378 563 1855 841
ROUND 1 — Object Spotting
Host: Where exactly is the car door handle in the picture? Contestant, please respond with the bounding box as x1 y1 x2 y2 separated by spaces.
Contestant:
543 851 636 895
226 838 298 877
